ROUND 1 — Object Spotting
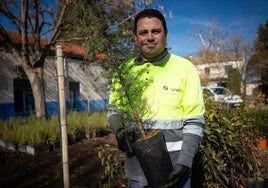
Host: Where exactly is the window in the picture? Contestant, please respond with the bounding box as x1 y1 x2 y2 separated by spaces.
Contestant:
15 65 27 78
69 82 80 110
211 87 231 95
14 79 35 115
204 67 210 75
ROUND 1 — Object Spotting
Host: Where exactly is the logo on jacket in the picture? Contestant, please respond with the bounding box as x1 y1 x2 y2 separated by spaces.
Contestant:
163 86 179 92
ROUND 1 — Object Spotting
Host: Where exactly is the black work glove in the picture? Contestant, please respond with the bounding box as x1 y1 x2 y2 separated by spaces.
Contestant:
161 164 190 188
116 126 138 157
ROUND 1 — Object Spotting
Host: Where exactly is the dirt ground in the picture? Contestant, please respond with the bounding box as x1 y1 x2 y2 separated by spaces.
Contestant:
0 133 267 188
0 133 126 188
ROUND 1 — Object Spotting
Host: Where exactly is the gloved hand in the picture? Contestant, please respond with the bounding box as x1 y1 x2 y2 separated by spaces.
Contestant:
116 126 138 157
161 164 190 188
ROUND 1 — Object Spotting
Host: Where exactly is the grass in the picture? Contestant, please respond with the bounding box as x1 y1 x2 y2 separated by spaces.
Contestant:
0 111 109 146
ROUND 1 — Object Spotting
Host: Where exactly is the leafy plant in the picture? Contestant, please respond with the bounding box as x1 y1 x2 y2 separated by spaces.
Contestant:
110 62 154 138
98 144 126 188
192 98 265 187
245 108 268 138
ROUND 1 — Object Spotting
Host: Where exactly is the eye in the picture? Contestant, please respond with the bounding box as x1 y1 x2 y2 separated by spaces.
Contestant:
138 30 148 36
152 29 161 34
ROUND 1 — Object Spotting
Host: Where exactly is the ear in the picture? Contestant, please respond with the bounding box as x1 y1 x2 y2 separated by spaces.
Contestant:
165 30 168 39
164 30 168 43
133 34 137 43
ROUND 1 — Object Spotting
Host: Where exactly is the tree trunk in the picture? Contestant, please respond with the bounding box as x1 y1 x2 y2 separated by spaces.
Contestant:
31 67 46 119
26 65 47 119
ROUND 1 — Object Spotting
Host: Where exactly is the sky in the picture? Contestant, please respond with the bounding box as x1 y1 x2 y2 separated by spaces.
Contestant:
150 0 268 56
1 0 267 57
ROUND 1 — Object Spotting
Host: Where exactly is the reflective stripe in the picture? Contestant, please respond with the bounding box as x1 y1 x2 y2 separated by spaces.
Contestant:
143 119 183 129
166 140 183 151
183 124 204 137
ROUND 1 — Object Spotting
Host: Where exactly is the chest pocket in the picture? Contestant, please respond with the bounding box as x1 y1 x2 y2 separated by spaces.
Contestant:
143 74 184 119
132 62 185 118
156 78 183 108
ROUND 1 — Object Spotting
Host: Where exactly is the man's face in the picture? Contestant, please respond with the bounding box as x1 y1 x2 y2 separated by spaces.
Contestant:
134 17 168 61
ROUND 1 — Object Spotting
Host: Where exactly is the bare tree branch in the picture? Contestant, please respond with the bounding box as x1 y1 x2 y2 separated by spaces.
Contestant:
0 0 21 32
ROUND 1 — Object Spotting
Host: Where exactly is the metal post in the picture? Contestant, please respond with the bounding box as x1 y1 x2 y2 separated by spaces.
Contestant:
56 45 70 188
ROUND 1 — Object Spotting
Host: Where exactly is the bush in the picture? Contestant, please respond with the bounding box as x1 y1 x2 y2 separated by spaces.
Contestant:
192 99 265 187
245 108 268 138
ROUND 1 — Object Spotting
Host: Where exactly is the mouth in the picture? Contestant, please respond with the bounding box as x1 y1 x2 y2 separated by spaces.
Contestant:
144 43 156 49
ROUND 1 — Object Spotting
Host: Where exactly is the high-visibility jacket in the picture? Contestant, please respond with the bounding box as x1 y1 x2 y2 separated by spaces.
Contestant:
108 50 204 132
107 49 205 185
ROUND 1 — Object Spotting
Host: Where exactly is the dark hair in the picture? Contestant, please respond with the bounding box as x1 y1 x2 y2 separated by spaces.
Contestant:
134 9 167 34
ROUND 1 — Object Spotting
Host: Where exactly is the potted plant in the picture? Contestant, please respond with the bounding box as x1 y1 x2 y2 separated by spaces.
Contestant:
109 62 173 187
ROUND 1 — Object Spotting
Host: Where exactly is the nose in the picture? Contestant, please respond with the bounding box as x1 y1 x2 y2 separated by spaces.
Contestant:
147 33 154 42
147 38 154 42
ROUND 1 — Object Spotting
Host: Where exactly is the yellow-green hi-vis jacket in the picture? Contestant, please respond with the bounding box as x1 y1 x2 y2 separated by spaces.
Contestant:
107 49 205 170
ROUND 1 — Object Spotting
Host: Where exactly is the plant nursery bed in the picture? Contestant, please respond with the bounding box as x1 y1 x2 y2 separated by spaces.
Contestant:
0 133 126 188
0 138 60 155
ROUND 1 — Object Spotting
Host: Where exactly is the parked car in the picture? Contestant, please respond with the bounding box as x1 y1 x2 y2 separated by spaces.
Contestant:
202 86 243 107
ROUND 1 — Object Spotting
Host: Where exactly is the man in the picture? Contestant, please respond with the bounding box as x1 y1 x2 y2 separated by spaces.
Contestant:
107 8 205 188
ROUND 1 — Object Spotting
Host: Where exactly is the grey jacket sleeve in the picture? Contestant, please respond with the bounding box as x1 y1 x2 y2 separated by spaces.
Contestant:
177 116 205 168
177 133 201 168
107 104 124 134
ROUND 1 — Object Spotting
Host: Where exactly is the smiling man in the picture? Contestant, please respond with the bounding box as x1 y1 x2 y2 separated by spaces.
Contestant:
108 9 205 188
133 15 167 62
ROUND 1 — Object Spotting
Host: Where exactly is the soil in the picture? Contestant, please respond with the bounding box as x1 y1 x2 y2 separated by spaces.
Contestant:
0 133 127 188
0 133 267 188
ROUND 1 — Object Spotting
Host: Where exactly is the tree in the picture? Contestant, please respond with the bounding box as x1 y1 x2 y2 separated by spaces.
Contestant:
254 20 268 53
225 34 254 98
0 0 72 118
248 20 268 96
0 0 154 118
226 67 241 95
195 19 229 61
247 51 268 95
194 20 253 97
195 20 251 63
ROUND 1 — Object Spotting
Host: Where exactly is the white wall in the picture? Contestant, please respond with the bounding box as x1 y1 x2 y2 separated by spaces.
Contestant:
0 52 17 103
43 56 108 102
196 60 243 82
0 51 108 119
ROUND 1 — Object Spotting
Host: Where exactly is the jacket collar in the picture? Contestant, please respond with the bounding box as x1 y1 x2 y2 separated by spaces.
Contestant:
134 48 170 65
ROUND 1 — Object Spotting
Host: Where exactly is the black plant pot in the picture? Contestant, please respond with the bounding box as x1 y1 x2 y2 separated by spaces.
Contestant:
245 179 265 188
264 178 268 187
131 131 173 188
